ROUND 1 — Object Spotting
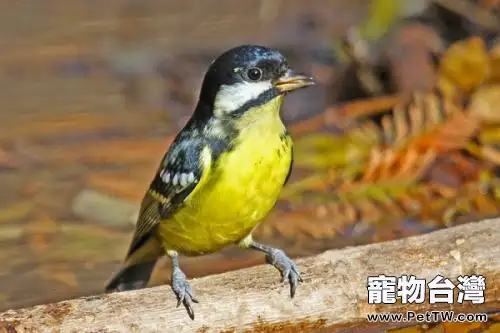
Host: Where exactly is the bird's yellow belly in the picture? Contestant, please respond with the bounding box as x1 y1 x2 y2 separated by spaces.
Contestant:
159 133 292 256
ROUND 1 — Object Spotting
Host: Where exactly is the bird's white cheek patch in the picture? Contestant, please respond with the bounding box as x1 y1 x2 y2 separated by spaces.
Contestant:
214 81 272 115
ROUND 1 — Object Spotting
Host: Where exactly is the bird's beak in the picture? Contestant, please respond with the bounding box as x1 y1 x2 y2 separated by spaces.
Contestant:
274 69 315 93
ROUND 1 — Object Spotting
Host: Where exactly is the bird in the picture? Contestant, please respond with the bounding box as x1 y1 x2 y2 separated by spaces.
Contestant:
105 44 315 320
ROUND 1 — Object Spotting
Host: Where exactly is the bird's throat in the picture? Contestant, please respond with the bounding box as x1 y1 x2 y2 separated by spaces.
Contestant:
234 95 285 133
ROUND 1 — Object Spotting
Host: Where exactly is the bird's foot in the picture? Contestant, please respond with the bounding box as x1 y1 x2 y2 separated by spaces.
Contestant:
171 266 198 320
265 248 303 298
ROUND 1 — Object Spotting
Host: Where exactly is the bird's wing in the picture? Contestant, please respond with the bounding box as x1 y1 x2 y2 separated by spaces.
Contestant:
126 138 209 257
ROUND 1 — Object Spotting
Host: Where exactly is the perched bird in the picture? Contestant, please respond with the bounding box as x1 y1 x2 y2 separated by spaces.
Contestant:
105 45 315 319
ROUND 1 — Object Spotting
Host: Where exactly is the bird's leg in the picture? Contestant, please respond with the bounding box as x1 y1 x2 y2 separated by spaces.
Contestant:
168 250 198 320
239 235 302 297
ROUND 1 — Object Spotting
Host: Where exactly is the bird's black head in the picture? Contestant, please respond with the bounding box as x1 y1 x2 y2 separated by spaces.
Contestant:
195 45 314 118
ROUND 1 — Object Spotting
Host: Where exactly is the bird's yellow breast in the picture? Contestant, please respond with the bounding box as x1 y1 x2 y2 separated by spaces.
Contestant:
158 96 292 255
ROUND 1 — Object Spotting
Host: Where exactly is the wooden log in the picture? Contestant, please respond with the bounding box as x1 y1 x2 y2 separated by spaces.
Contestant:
1 218 500 333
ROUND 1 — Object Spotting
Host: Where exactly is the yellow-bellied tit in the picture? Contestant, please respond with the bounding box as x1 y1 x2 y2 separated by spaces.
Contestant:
105 45 315 319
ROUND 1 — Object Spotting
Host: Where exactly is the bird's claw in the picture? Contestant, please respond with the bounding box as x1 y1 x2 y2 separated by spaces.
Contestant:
265 248 302 298
172 267 198 320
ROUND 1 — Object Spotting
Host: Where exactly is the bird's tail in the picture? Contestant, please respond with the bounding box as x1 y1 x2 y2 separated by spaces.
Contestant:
105 235 163 292
105 261 158 292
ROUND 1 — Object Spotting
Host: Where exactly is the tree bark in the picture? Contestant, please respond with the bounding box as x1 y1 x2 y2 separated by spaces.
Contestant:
1 218 500 333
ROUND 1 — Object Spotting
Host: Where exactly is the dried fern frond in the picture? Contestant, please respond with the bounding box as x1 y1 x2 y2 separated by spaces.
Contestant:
360 147 436 182
377 92 477 149
291 89 478 182
285 181 449 231
284 36 500 235
284 172 500 233
442 175 500 225
336 92 477 184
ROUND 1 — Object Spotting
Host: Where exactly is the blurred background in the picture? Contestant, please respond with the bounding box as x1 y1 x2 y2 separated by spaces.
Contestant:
0 0 499 331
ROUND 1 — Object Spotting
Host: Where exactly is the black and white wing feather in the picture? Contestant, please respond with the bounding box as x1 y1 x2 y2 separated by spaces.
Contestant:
126 138 208 257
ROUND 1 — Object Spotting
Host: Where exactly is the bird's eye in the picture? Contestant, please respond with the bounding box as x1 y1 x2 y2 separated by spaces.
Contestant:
246 67 262 81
